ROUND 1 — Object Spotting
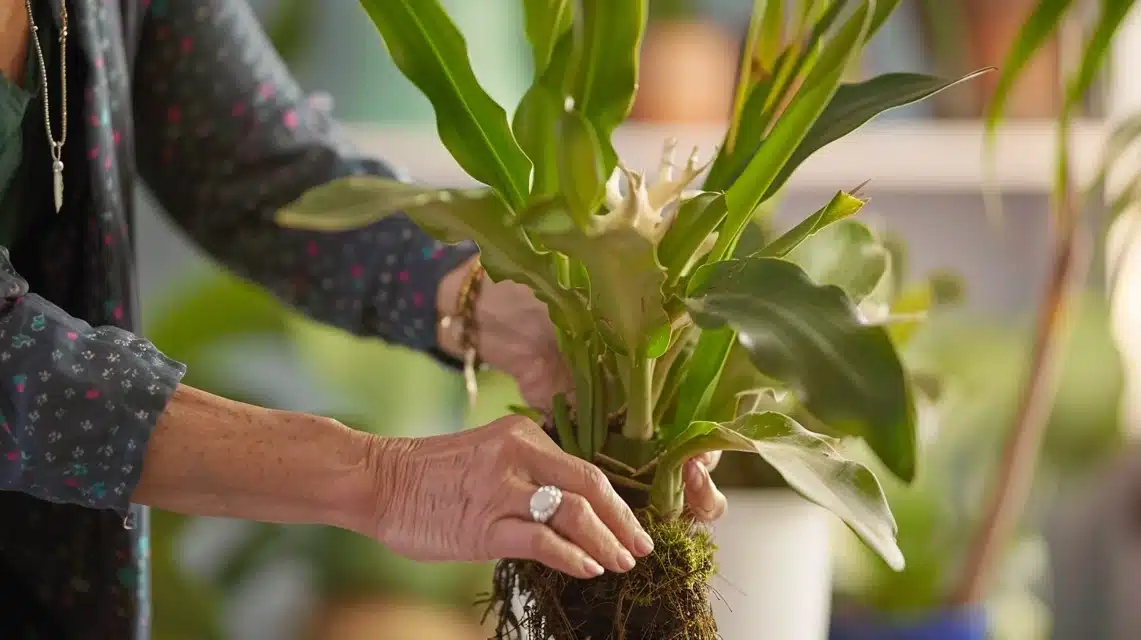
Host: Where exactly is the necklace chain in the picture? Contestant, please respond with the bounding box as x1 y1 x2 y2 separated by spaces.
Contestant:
24 0 68 212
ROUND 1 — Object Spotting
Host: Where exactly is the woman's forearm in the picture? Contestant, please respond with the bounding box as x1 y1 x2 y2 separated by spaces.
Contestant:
132 385 378 532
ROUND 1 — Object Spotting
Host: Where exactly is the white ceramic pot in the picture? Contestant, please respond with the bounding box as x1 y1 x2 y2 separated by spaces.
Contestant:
711 489 834 640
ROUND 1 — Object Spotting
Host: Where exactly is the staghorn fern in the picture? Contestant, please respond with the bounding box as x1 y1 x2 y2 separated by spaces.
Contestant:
276 0 985 573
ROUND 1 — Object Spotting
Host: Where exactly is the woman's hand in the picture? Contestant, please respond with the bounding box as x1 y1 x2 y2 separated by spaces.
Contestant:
365 415 655 579
436 257 727 522
436 258 569 409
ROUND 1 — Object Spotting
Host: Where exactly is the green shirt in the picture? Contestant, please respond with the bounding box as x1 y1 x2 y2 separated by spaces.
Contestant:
0 5 52 248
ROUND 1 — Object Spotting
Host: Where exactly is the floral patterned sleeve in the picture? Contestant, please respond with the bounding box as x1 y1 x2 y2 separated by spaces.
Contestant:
0 249 186 514
130 0 477 364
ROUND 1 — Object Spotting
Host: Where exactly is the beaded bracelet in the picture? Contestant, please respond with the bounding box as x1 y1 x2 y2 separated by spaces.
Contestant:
440 258 486 406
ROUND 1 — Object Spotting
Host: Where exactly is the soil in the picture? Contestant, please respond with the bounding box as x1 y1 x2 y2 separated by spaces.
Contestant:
479 511 720 640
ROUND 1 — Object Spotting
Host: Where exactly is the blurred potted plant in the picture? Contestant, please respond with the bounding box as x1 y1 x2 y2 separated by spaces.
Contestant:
828 293 1124 639
903 3 1136 638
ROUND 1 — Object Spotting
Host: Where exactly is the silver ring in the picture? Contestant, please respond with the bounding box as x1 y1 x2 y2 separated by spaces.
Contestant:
529 485 563 524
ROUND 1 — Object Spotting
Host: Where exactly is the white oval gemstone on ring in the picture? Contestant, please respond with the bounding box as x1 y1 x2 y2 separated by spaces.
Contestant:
529 485 563 524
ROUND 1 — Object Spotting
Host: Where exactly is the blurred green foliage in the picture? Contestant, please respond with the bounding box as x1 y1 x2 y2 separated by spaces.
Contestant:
831 293 1123 623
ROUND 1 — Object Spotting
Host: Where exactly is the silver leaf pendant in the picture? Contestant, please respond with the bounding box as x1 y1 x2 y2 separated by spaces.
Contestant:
52 160 63 212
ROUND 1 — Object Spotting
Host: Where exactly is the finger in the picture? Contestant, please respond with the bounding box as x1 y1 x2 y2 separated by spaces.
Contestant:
501 479 632 573
684 459 727 522
484 518 605 580
692 450 721 470
546 490 635 573
525 448 654 558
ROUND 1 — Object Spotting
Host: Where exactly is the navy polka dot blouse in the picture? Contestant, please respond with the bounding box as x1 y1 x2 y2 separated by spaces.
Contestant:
0 1 477 637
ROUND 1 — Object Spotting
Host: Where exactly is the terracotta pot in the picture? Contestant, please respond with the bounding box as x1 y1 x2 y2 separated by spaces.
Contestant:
630 19 740 124
961 0 1061 118
308 597 489 640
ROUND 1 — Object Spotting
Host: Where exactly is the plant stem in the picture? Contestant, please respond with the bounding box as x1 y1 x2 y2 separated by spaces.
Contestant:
553 393 582 459
555 254 571 286
949 160 1087 606
632 453 663 478
594 452 639 476
651 324 695 406
649 465 685 518
601 469 651 493
573 341 603 457
590 349 607 451
621 356 655 441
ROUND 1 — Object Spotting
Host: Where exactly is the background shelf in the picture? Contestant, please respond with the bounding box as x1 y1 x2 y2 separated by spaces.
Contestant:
346 119 1107 193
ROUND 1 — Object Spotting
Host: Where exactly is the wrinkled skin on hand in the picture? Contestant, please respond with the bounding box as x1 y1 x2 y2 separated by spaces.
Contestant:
464 276 572 411
371 415 655 579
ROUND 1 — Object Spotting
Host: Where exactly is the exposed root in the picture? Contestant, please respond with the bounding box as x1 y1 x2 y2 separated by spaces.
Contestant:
478 512 719 640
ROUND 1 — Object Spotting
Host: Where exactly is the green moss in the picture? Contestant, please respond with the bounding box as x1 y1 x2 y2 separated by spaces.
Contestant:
481 511 719 639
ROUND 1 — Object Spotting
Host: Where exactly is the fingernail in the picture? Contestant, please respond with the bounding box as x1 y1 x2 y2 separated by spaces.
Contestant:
617 549 636 572
633 530 655 556
583 557 605 577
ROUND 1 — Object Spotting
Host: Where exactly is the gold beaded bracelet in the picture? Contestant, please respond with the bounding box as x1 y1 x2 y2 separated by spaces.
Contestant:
439 259 486 407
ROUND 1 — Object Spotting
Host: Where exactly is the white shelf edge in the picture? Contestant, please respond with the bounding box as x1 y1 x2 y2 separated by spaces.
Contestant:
345 119 1105 193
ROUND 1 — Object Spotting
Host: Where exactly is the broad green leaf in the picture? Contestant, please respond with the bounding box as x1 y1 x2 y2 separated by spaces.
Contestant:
759 40 804 127
798 1 873 99
514 32 577 197
724 0 769 157
569 0 648 170
705 76 775 191
707 0 855 193
646 324 673 359
524 202 668 355
717 2 872 260
275 177 404 231
703 341 783 425
359 0 532 209
551 393 582 458
732 219 771 258
787 219 890 301
805 0 849 44
685 256 917 481
522 0 572 75
558 110 606 225
513 86 565 197
658 193 728 287
276 177 587 332
749 0 847 137
665 327 735 440
756 0 786 74
658 412 903 570
983 0 1076 132
759 190 866 257
764 69 990 199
